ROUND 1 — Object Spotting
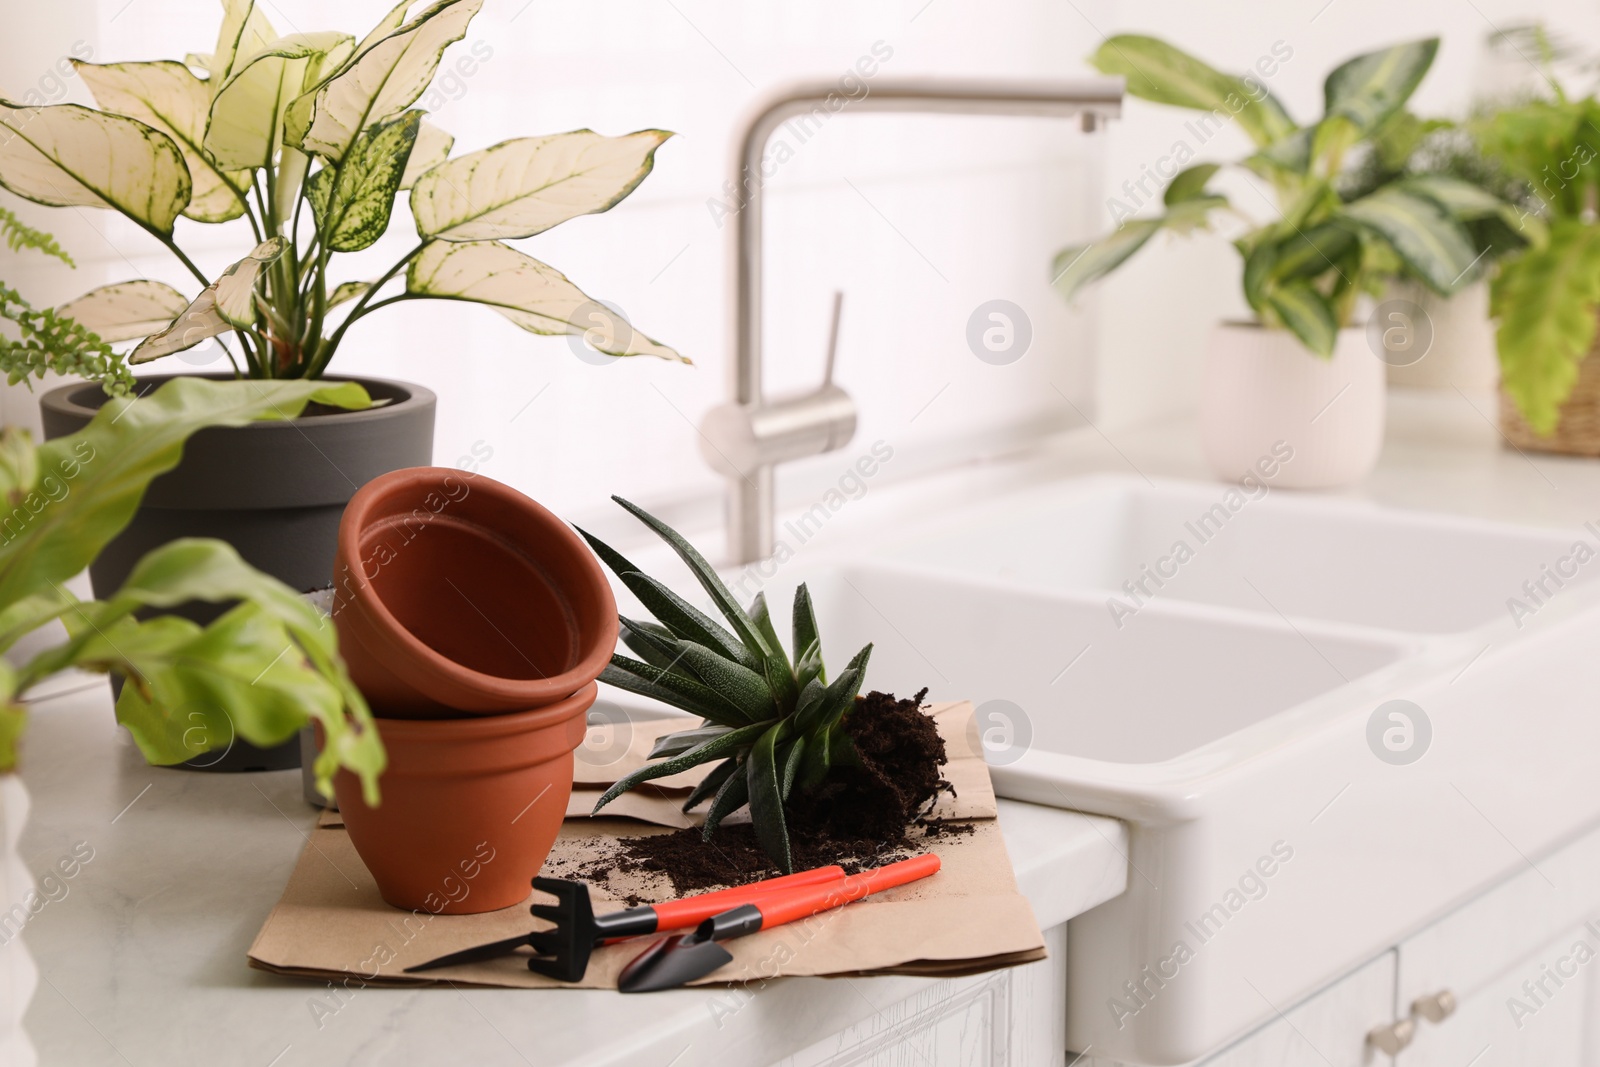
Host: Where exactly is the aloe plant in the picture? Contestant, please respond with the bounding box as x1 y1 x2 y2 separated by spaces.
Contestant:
581 498 872 874
1055 36 1526 357
0 375 386 803
0 0 684 382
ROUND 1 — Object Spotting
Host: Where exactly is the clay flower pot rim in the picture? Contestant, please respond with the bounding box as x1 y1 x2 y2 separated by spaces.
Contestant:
373 690 594 739
338 469 615 708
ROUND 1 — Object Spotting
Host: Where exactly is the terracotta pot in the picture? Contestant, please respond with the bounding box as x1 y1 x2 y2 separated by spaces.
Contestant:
1201 322 1384 489
332 467 617 717
331 684 595 914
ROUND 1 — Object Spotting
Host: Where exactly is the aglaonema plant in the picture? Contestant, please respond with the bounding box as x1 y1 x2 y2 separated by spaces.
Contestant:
1054 36 1528 357
0 374 386 803
0 0 683 385
581 498 872 874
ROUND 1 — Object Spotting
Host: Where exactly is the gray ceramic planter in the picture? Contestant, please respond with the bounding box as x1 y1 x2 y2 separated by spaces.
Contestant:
40 373 436 771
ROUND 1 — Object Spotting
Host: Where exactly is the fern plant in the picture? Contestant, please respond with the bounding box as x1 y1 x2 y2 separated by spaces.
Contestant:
0 209 133 394
582 498 872 874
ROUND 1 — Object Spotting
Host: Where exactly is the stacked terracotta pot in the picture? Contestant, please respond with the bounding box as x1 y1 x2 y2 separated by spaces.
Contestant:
327 468 616 914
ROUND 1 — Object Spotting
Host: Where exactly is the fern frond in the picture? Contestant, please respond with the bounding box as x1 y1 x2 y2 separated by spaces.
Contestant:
0 207 74 267
0 285 132 396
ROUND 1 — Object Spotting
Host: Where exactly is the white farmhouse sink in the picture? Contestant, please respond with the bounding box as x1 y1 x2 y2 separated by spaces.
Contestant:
792 475 1600 1065
603 474 1600 1065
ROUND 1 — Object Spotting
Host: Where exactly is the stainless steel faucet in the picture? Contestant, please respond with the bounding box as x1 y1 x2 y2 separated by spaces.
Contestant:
697 78 1125 564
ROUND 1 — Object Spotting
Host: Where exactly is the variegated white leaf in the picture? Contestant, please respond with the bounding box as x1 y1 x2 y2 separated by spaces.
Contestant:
293 0 482 161
0 101 191 236
205 32 354 170
327 281 371 309
349 1 416 69
412 129 670 241
57 281 191 343
305 110 420 252
400 120 453 189
130 238 287 362
206 0 276 94
73 60 250 223
406 240 685 361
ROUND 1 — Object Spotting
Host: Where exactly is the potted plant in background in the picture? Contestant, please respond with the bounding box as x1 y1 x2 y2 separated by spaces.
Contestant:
0 374 387 1060
1470 30 1600 455
2 0 684 768
1055 36 1526 487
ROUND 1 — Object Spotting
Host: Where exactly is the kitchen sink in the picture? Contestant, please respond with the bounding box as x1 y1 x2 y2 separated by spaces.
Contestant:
601 474 1600 1065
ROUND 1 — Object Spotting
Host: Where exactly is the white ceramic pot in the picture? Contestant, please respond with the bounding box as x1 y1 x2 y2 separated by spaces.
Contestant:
0 774 38 1067
1383 281 1498 392
1200 322 1384 489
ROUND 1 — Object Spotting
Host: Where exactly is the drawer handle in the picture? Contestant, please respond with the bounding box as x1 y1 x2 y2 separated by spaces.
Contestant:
1412 989 1458 1024
1367 1018 1416 1055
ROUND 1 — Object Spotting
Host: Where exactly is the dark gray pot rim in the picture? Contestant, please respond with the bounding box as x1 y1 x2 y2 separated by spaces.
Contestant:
39 372 435 430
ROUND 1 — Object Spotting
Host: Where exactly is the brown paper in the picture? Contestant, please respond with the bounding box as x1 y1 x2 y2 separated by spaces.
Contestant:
250 700 1038 989
567 701 997 829
248 815 1042 989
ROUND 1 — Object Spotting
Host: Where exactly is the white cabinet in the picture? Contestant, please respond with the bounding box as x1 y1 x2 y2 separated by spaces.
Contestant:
767 924 1068 1067
1393 820 1600 1067
1081 952 1395 1067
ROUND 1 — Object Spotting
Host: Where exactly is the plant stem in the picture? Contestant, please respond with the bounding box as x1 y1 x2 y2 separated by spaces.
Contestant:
305 241 427 379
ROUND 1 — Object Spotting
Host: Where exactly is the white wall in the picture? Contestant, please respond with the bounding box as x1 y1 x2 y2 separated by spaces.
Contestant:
3 0 1598 541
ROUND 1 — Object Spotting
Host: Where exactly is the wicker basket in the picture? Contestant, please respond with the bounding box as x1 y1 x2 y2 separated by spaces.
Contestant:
1499 327 1600 456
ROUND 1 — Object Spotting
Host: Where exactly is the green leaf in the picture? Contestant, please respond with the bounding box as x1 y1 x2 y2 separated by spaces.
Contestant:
1271 223 1358 280
681 756 739 813
618 616 680 670
792 583 824 686
406 241 686 360
306 110 421 252
130 238 287 361
779 736 805 802
1265 282 1338 358
1491 220 1600 435
1322 39 1438 137
648 724 732 760
57 282 190 344
1339 187 1477 295
575 525 645 583
1163 163 1220 205
748 590 797 713
617 572 762 673
0 101 191 236
599 657 751 727
701 759 749 837
795 729 832 791
292 0 483 161
1090 35 1296 148
412 129 671 241
795 665 861 734
74 60 250 223
673 643 774 722
746 723 793 872
592 719 772 813
0 700 22 773
1051 219 1162 303
1245 127 1314 178
0 377 371 612
611 497 768 658
205 32 355 171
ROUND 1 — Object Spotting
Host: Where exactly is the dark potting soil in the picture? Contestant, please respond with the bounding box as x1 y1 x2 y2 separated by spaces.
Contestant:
573 689 972 898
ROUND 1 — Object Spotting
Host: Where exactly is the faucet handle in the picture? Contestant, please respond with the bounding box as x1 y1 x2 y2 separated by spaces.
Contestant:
822 290 843 388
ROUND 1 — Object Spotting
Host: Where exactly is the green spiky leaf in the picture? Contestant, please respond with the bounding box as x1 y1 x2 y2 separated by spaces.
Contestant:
682 756 740 812
702 760 750 838
599 657 750 728
747 723 793 873
793 583 824 686
592 719 773 813
648 724 732 760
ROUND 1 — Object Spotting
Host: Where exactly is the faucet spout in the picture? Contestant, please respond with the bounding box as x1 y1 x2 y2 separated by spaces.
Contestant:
701 77 1124 565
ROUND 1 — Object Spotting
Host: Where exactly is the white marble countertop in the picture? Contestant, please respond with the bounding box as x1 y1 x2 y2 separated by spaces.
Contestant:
16 684 1128 1067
